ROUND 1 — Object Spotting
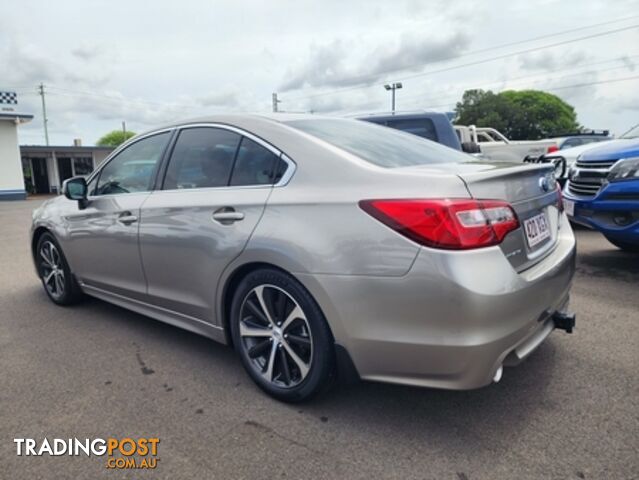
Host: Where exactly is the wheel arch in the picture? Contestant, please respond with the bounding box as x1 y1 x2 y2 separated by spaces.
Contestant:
31 226 52 262
219 260 360 384
220 261 296 347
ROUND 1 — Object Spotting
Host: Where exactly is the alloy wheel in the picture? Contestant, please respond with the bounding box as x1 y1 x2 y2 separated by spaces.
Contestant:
39 241 65 300
238 284 313 388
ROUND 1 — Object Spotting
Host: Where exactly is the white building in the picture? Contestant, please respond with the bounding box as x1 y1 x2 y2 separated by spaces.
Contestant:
0 91 33 200
0 90 116 197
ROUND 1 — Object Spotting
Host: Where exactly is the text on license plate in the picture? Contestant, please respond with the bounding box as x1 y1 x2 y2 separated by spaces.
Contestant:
524 212 551 248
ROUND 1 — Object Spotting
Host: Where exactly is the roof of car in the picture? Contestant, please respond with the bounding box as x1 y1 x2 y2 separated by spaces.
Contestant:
548 135 611 141
134 113 335 138
354 111 450 121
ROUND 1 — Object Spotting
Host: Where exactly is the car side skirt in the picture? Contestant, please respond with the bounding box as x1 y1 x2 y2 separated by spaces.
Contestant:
80 283 228 344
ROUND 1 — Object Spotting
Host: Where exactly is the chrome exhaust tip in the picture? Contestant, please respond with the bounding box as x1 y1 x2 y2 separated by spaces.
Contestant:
493 366 503 383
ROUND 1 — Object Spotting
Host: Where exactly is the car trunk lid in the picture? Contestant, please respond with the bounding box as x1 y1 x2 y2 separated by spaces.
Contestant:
454 162 562 271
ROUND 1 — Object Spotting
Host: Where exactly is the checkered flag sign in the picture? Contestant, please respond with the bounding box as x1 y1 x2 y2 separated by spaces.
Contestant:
0 91 18 105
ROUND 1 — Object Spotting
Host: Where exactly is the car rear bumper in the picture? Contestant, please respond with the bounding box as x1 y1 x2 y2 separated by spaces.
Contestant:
297 213 576 390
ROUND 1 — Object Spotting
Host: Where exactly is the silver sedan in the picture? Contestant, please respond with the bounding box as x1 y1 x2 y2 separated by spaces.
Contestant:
31 114 576 401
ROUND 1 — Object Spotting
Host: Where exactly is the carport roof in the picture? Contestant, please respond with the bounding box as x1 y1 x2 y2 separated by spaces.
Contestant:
20 145 115 153
0 112 34 123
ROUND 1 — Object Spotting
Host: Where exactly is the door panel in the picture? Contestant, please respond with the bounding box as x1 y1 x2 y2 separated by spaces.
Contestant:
138 187 271 323
64 130 172 299
65 193 150 300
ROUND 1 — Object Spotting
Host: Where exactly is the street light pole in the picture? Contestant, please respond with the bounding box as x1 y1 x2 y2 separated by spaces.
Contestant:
383 82 403 113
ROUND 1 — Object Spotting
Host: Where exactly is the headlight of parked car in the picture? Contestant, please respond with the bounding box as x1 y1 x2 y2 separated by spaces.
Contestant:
607 157 639 182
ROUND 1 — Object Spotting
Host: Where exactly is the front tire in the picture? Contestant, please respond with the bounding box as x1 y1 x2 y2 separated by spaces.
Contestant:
36 232 84 305
605 236 639 253
230 268 335 402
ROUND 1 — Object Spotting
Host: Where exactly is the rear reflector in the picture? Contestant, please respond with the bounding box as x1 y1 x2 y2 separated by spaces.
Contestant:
359 198 520 250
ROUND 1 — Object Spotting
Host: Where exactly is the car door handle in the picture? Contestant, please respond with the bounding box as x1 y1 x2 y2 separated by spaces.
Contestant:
212 208 244 224
117 212 138 225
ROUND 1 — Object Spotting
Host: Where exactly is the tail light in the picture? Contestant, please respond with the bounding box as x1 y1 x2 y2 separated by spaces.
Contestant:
556 181 564 212
547 145 559 154
359 199 520 250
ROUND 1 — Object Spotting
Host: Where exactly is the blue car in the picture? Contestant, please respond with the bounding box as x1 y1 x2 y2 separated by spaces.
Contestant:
563 128 639 252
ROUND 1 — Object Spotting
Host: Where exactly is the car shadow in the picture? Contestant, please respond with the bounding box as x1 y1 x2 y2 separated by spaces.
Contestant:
306 341 557 438
56 289 558 445
576 248 639 282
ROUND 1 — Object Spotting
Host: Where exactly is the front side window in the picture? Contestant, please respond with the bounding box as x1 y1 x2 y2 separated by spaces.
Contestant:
164 127 241 190
96 132 170 195
230 137 280 186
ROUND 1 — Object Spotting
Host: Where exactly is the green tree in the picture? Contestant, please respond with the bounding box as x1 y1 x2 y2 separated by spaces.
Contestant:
454 89 579 140
96 130 136 147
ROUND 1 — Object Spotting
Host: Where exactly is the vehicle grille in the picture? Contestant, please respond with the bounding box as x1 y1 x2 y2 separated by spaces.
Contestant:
575 159 618 169
567 159 618 197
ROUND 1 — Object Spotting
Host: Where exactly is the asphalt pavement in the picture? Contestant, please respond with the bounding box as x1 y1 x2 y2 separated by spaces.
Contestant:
1 198 637 479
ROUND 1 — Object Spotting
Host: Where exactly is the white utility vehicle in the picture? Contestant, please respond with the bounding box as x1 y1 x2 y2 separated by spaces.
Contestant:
455 125 558 163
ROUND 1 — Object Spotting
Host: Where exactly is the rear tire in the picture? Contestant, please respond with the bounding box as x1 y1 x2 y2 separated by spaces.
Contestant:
605 236 639 253
229 268 335 402
36 232 84 305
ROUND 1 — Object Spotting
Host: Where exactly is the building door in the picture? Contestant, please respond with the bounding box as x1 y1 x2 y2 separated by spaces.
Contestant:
57 157 73 183
31 158 50 194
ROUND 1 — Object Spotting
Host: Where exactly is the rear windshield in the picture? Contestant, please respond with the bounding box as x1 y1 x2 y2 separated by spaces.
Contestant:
286 118 469 168
384 118 439 142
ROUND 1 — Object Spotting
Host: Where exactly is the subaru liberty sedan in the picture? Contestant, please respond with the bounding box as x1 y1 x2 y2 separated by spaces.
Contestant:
31 115 576 402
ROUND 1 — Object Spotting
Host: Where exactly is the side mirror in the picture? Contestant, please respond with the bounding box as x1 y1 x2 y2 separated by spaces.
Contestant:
63 176 88 209
552 157 567 179
461 141 481 154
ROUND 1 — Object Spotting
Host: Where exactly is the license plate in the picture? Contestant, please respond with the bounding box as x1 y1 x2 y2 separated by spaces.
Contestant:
524 212 551 248
564 199 575 217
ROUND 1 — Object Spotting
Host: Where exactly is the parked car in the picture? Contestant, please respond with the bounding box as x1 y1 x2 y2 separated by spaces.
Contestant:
357 111 465 151
455 125 558 163
563 132 639 252
531 140 615 186
535 128 632 185
545 130 611 151
31 115 576 402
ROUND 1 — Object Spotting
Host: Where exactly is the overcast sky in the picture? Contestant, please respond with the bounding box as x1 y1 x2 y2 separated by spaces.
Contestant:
1 0 638 145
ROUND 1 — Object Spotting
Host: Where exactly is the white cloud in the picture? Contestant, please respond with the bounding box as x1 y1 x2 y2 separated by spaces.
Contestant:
279 31 470 91
1 0 637 143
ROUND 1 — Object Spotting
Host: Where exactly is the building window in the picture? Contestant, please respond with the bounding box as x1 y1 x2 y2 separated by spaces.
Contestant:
73 157 94 176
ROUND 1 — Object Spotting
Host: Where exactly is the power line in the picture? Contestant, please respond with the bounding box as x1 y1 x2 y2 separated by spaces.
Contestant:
45 86 194 110
398 56 639 104
282 22 639 103
331 73 639 115
409 75 639 111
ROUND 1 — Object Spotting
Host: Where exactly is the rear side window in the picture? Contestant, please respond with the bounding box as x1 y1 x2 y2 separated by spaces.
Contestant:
230 137 279 186
164 127 241 190
287 118 468 168
384 118 438 142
